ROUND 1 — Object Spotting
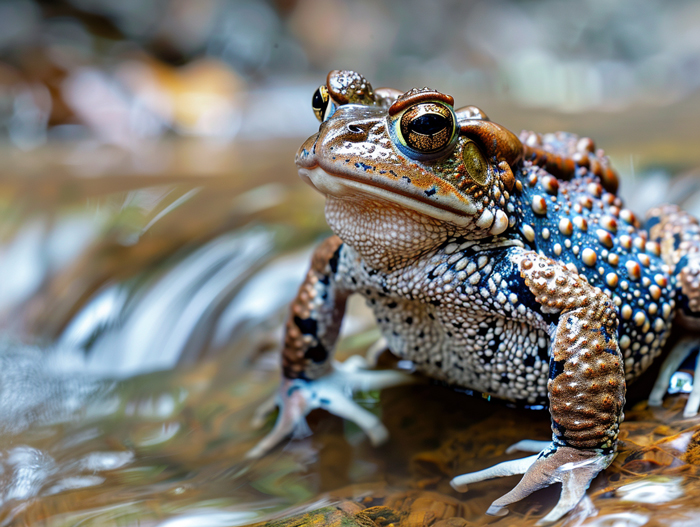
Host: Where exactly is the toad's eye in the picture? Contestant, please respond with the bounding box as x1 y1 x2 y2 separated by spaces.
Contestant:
396 102 456 156
312 85 330 122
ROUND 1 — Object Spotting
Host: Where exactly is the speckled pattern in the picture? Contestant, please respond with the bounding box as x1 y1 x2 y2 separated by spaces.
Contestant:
514 158 674 383
270 70 700 519
647 204 700 316
520 130 619 193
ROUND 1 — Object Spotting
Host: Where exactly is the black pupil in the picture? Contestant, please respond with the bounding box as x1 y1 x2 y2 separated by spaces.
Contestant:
410 114 447 136
312 89 326 110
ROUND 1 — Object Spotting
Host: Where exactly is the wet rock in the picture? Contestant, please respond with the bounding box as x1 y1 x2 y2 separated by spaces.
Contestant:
404 510 435 527
384 490 466 521
258 506 378 527
261 491 476 527
362 505 403 526
354 512 381 527
338 501 367 514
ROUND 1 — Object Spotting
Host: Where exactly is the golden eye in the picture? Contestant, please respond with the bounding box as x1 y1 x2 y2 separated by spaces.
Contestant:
399 103 455 154
462 141 489 186
312 85 329 122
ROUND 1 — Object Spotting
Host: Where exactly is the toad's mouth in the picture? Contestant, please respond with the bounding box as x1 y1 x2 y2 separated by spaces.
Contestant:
298 166 476 226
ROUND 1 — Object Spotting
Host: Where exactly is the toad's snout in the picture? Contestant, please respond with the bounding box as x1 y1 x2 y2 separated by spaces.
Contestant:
295 133 319 169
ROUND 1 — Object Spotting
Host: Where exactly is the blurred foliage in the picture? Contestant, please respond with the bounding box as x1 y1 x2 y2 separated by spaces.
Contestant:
1 0 700 148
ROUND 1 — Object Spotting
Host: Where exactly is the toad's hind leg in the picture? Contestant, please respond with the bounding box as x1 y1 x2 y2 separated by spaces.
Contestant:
451 251 624 524
647 205 700 416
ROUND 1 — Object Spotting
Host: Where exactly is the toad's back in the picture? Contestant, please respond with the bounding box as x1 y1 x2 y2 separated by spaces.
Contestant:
512 134 675 382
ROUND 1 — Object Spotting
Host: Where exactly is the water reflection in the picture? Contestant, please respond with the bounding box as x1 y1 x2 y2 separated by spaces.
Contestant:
71 228 276 377
0 343 110 434
582 512 649 527
155 510 258 527
617 477 684 504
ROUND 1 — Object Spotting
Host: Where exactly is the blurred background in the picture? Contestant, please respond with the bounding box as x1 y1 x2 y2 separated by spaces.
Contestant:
0 1 700 526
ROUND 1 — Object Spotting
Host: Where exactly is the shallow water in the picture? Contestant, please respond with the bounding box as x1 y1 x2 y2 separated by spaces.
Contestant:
1 98 700 526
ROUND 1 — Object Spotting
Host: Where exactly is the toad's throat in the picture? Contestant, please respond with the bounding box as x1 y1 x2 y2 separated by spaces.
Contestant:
298 166 476 226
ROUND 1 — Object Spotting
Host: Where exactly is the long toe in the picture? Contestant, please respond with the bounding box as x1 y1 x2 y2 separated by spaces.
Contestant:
246 382 309 459
485 458 558 516
451 454 538 492
537 468 595 525
318 389 389 445
343 367 417 392
506 439 551 454
246 412 297 459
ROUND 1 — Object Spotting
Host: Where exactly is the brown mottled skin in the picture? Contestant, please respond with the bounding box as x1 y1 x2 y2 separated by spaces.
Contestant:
282 235 345 380
255 70 700 522
518 253 623 450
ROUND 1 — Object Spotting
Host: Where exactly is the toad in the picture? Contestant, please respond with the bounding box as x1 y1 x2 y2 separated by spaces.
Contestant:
249 70 700 524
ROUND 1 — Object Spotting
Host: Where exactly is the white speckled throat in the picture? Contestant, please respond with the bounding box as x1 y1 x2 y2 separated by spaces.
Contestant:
299 166 476 227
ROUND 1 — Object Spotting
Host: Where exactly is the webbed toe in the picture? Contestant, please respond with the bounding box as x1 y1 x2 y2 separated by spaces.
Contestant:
247 359 415 459
452 443 614 525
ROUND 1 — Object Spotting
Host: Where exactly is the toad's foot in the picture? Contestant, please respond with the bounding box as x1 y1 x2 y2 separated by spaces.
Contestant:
649 337 700 417
451 443 614 525
246 358 416 459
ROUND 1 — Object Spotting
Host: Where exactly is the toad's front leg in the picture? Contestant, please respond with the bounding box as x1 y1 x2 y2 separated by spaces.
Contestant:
247 236 414 459
452 250 625 524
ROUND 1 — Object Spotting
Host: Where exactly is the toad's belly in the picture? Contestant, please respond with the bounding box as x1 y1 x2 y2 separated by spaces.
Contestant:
376 309 552 405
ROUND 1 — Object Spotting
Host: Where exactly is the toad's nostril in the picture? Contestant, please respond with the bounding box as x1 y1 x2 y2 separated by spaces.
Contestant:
347 124 363 134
